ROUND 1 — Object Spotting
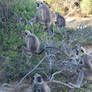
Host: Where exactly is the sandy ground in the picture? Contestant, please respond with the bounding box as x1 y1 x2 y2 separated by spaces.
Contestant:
66 15 92 28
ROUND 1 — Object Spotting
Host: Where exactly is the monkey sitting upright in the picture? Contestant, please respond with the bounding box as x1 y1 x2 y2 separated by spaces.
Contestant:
32 73 51 92
22 30 60 58
32 1 53 32
22 30 40 57
79 54 92 80
69 53 92 88
55 12 66 27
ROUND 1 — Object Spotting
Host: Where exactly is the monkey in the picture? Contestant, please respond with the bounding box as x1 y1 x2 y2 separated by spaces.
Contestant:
32 73 51 92
69 53 92 88
22 30 49 57
22 30 40 58
22 30 62 58
35 1 51 25
67 45 92 90
55 12 66 27
31 1 53 32
79 54 92 73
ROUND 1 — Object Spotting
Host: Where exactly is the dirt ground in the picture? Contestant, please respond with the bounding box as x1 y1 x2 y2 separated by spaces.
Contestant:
66 15 92 28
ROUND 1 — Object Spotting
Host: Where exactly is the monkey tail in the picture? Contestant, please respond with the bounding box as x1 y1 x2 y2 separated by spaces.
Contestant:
34 46 62 55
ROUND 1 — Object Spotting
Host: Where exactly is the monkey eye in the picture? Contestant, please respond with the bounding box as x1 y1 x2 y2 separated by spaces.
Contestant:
25 32 27 35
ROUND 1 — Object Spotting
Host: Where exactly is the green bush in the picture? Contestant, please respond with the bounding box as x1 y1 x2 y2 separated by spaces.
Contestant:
0 0 51 81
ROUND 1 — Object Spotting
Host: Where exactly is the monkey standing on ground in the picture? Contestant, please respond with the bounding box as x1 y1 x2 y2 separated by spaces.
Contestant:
32 73 51 92
55 12 66 27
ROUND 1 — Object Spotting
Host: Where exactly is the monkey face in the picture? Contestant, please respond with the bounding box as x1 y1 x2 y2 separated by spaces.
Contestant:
74 46 86 59
36 1 43 8
36 76 42 83
24 30 31 36
36 2 40 7
34 73 43 83
71 45 86 59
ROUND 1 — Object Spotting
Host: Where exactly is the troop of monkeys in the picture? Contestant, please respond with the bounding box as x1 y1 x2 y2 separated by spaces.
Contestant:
22 0 92 91
1 1 91 92
3 1 66 92
23 0 66 58
30 0 66 31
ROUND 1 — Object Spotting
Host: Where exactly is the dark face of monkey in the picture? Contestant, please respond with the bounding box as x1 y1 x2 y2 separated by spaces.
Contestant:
36 1 43 8
75 47 85 56
36 76 42 83
25 31 28 36
36 2 40 7
33 73 43 84
24 30 31 37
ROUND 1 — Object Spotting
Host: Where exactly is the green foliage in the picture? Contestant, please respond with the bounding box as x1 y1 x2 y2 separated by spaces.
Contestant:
0 0 37 80
0 0 52 82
